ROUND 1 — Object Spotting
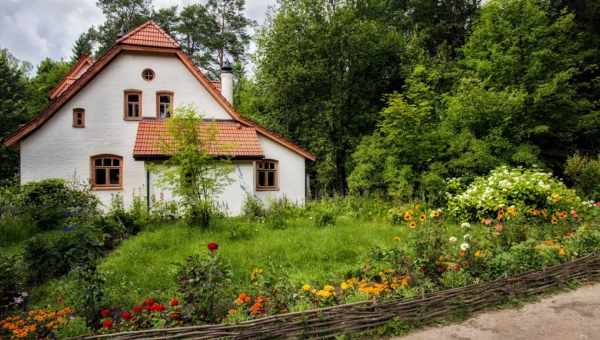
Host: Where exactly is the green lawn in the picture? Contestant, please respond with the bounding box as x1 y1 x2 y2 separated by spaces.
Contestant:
36 216 411 308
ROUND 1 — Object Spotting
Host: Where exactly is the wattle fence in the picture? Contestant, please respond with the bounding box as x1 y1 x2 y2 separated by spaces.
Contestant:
82 253 600 339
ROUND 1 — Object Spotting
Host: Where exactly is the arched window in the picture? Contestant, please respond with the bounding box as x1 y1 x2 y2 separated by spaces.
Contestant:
91 155 123 189
256 159 279 191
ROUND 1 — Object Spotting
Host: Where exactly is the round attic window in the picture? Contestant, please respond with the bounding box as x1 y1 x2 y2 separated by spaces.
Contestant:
141 68 155 81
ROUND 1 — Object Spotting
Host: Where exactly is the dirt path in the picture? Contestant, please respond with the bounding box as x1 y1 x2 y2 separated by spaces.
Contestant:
395 283 600 340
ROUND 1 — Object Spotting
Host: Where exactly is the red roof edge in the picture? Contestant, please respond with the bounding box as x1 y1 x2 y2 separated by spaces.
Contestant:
49 55 94 99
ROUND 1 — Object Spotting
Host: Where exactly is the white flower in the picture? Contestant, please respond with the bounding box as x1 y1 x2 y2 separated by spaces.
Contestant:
461 222 471 229
449 236 457 243
460 243 470 251
463 234 471 240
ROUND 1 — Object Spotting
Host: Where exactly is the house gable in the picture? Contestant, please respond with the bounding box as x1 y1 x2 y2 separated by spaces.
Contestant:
3 21 315 161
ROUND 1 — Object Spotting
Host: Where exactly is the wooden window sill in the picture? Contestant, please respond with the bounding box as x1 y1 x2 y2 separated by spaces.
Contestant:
256 187 280 192
124 117 142 121
92 186 123 191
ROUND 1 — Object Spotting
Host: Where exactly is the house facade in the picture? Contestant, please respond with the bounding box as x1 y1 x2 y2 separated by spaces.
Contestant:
3 21 315 215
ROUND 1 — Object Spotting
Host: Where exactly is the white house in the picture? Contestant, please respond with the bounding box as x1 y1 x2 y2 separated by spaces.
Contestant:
3 21 315 215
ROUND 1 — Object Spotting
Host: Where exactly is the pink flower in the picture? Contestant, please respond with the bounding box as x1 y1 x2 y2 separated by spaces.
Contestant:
571 209 578 218
495 224 503 233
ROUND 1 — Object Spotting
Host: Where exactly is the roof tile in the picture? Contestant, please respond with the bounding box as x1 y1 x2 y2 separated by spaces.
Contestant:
133 119 264 158
117 21 180 49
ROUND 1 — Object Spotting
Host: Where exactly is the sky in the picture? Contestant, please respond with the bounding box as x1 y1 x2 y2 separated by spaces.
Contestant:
0 0 276 69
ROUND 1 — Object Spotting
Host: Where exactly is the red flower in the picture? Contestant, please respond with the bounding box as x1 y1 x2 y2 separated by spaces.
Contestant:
121 311 132 320
150 303 166 312
132 305 142 313
102 319 113 329
100 308 111 318
143 298 156 306
170 298 179 306
170 312 181 320
208 242 219 251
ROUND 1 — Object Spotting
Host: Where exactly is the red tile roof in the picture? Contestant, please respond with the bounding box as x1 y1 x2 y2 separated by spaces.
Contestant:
117 21 180 49
133 119 264 158
49 55 94 99
209 80 221 91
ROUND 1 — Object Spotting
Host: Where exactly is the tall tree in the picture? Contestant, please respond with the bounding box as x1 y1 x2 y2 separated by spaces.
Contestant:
94 0 153 55
71 28 96 63
25 58 70 118
0 49 31 181
176 1 254 78
248 0 411 194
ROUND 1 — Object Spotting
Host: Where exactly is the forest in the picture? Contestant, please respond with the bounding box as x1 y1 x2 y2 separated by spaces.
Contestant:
1 0 599 200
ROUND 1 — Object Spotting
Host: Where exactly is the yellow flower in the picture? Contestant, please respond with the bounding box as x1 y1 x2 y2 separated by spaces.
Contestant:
323 285 335 292
543 240 555 246
393 236 401 241
403 211 413 221
409 221 417 229
316 290 332 298
419 213 427 221
507 206 517 217
340 282 351 290
551 193 561 203
474 250 482 257
302 284 312 292
559 247 566 257
400 276 410 288
551 217 558 225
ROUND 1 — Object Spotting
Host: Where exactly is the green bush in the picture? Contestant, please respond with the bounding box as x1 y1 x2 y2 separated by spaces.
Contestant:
564 153 600 200
447 166 581 221
312 206 336 227
23 227 104 285
19 179 99 231
176 253 233 323
0 255 25 317
242 195 266 219
487 240 561 278
227 220 255 241
440 269 472 288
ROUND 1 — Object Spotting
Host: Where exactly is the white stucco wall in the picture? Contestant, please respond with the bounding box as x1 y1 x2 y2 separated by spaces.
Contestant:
19 51 307 214
255 135 307 206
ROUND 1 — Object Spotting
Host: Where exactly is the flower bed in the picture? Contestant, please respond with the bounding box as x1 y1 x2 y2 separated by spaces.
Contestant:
80 253 600 339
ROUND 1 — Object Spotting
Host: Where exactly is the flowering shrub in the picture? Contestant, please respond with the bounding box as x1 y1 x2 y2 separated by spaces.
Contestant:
0 307 74 338
448 166 582 222
97 297 183 333
176 245 233 323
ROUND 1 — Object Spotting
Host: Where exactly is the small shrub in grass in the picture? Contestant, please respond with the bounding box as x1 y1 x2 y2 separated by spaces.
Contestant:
227 220 254 241
440 269 472 288
242 195 266 219
149 199 180 222
176 246 233 323
313 206 336 227
71 264 106 328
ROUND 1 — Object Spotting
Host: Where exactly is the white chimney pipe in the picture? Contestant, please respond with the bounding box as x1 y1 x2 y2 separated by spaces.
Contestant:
220 62 233 104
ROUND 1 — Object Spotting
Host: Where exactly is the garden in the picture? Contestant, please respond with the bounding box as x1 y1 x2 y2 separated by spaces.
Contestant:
1 166 600 338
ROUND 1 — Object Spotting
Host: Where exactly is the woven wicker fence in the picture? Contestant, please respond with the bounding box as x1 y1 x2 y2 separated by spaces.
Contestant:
83 253 600 340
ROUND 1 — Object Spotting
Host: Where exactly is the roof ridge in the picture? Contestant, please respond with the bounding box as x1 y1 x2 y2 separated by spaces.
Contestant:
116 20 180 48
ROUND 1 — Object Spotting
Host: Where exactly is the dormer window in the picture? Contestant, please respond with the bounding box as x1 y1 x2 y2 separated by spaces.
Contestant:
156 91 174 118
72 108 85 128
124 90 142 120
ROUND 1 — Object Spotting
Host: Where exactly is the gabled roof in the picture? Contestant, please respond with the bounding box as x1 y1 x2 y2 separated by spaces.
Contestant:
3 20 315 161
134 119 264 159
116 21 180 49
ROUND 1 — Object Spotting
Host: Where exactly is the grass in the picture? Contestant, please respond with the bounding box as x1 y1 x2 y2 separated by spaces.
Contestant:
95 215 406 307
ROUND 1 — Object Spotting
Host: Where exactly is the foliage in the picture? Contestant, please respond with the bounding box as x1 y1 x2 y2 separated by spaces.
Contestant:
564 153 600 200
18 179 99 231
71 265 107 328
312 205 337 227
23 227 104 285
150 106 233 228
0 255 25 318
447 166 581 221
176 252 233 323
241 195 266 219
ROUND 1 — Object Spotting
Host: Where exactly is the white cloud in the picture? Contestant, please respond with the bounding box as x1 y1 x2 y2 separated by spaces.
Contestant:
0 0 274 70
